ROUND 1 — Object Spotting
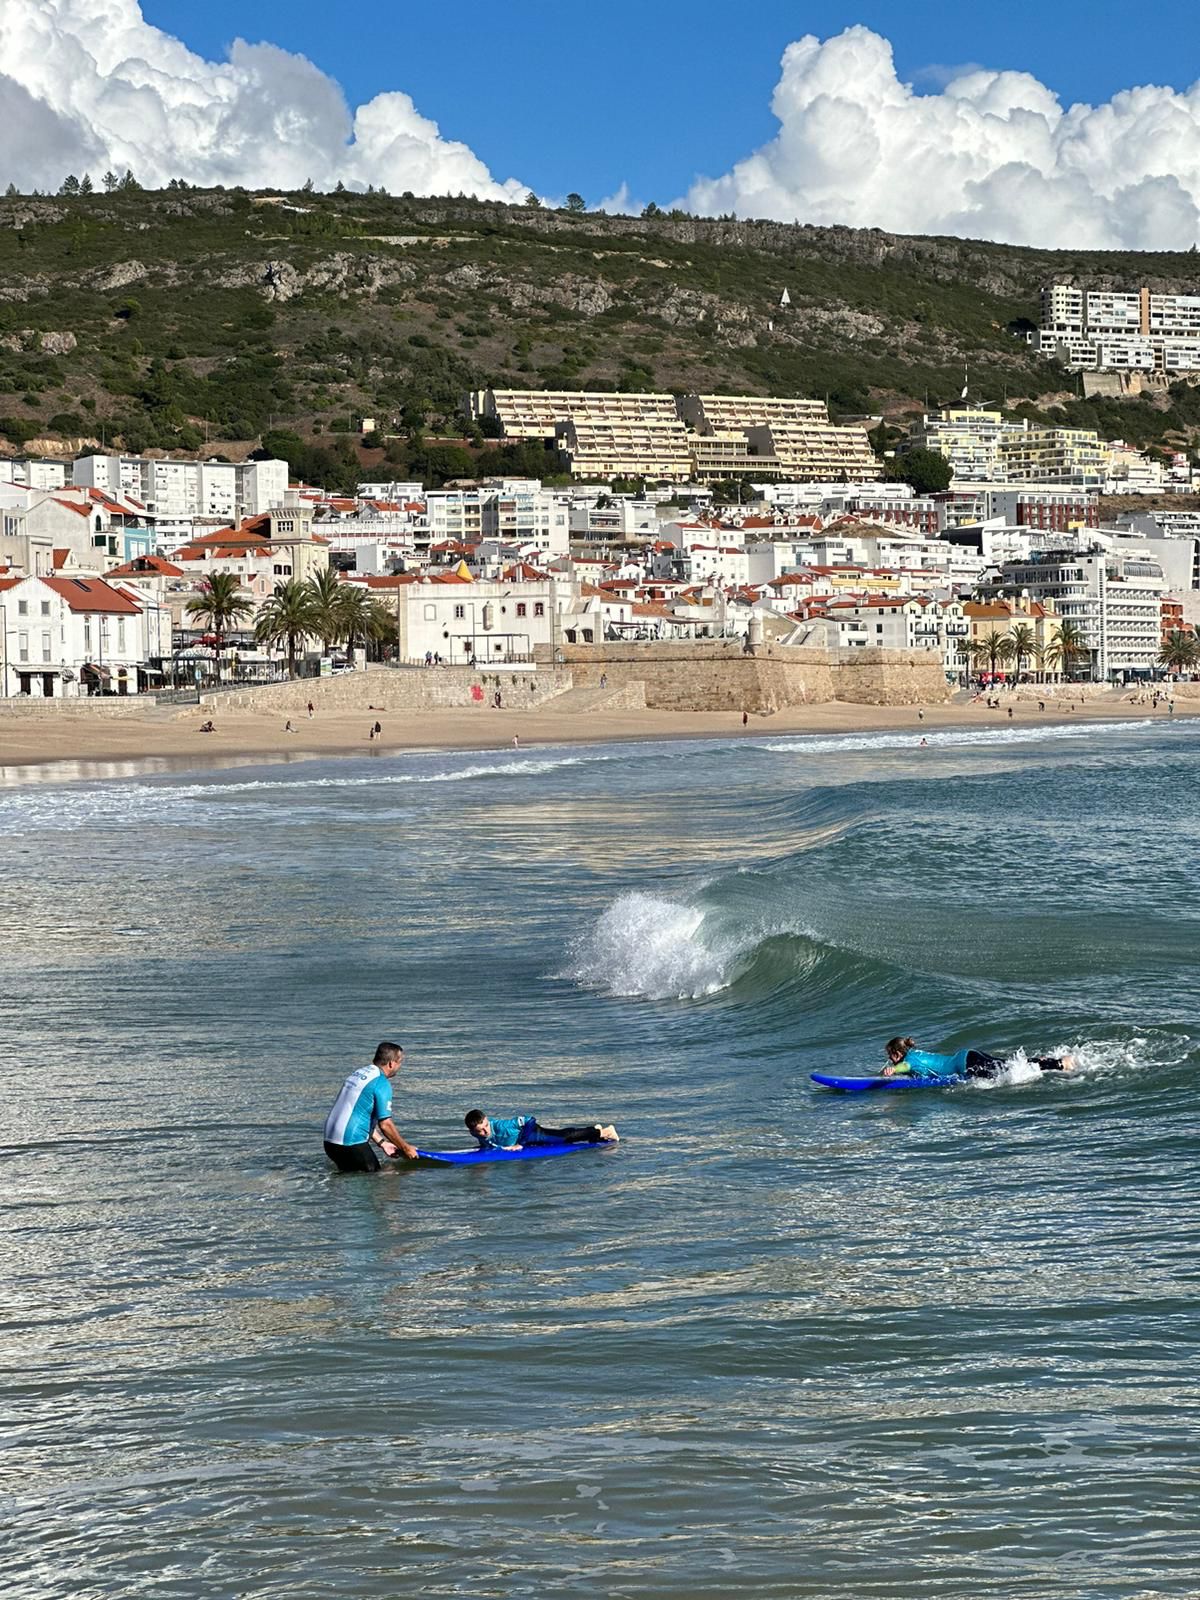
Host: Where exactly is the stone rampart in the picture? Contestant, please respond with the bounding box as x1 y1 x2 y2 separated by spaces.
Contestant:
559 641 947 711
197 665 572 714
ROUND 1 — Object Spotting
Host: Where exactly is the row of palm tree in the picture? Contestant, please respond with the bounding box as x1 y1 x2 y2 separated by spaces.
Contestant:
966 620 1091 681
185 569 396 678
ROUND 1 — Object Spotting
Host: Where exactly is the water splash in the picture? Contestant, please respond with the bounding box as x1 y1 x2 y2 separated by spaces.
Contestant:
559 891 768 999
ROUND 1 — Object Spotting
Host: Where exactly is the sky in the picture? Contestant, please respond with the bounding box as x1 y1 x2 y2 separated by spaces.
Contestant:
6 1 1200 247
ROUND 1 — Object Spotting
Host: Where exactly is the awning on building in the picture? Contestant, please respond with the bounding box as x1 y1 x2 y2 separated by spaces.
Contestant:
81 663 112 681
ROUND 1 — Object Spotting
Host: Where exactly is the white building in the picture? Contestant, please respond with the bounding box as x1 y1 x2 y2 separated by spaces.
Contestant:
391 575 560 665
825 595 968 677
0 573 170 697
1037 284 1200 373
72 455 288 521
982 547 1166 679
0 458 69 491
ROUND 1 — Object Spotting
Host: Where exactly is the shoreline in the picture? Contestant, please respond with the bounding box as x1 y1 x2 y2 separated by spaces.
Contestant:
0 692 1190 786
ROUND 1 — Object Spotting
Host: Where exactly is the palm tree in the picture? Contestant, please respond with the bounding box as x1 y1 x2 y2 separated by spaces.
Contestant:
1159 628 1199 676
336 586 396 659
1007 622 1037 682
1045 620 1090 682
306 567 346 654
255 580 316 677
185 571 254 679
973 628 1014 679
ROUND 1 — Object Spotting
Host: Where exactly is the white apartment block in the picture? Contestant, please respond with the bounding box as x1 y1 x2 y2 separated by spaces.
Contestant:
72 455 288 520
983 548 1165 678
480 483 570 557
1037 284 1200 372
0 458 69 491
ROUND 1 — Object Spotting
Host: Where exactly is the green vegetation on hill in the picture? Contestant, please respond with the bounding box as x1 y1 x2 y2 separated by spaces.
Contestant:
3 185 1200 489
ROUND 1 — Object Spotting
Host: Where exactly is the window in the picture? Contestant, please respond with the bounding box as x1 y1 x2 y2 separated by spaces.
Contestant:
40 600 50 616
117 619 126 652
18 632 28 662
516 602 527 618
534 602 545 618
453 605 465 620
423 603 436 621
17 600 26 616
41 631 51 662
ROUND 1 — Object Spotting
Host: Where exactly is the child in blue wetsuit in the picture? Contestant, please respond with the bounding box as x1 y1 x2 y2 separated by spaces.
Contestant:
882 1036 1075 1080
465 1110 618 1148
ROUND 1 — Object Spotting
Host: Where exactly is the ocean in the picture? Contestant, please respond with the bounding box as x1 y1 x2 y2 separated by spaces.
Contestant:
2 720 1198 1598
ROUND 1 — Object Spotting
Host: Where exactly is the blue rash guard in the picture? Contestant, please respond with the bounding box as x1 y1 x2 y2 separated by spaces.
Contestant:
323 1065 392 1146
476 1114 535 1149
901 1048 972 1079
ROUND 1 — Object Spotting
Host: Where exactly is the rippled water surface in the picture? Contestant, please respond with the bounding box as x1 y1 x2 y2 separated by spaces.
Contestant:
3 721 1199 1598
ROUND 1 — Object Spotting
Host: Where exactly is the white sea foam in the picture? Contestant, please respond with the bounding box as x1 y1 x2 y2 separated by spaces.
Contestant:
0 749 617 835
760 720 1157 756
560 891 749 999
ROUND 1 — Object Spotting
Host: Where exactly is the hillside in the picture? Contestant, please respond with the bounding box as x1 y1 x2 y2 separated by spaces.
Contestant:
4 186 1200 488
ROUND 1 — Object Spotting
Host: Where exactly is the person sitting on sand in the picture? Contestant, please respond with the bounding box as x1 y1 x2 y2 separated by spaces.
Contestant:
464 1110 618 1149
198 719 215 733
881 1036 1075 1081
284 719 294 733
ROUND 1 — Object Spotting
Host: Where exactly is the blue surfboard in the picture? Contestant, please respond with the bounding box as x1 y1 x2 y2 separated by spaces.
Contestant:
810 1072 963 1092
415 1141 615 1165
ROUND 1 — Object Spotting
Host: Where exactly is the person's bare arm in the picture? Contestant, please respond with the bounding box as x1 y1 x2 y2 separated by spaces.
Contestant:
378 1117 418 1160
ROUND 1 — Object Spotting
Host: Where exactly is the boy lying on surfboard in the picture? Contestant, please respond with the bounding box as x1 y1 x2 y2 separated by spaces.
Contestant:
881 1036 1077 1080
465 1111 618 1150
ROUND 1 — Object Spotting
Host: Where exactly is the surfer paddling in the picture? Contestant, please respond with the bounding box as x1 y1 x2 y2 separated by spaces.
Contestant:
465 1110 618 1150
323 1041 418 1171
881 1036 1076 1081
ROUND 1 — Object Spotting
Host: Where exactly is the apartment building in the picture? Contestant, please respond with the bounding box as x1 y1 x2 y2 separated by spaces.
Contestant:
480 482 570 557
555 416 693 483
0 457 69 491
824 594 968 677
999 426 1109 489
906 405 1025 482
1037 284 1200 372
981 547 1165 678
73 455 288 521
468 388 879 484
469 389 682 443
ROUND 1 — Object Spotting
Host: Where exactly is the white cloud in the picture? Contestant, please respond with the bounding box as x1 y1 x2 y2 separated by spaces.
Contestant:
684 25 1200 249
0 0 524 198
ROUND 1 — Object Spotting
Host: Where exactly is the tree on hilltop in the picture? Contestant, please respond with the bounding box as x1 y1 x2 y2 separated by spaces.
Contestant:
565 193 586 213
59 174 81 195
524 190 542 208
80 173 94 194
102 170 118 192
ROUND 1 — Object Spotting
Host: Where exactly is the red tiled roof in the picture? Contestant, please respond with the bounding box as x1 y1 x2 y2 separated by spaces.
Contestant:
107 555 185 578
41 577 142 614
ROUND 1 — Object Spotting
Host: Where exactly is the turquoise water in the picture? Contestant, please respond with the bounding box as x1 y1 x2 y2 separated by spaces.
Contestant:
3 721 1199 1598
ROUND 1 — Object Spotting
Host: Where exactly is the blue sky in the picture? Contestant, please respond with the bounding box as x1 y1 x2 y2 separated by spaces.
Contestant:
142 0 1200 203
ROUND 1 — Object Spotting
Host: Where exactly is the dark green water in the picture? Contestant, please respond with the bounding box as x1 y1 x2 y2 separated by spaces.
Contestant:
2 720 1198 1598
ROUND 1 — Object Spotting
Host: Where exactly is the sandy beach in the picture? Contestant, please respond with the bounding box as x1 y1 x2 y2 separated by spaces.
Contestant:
0 689 1189 782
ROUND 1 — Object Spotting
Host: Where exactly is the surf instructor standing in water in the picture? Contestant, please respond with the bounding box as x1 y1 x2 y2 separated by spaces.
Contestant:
323 1041 417 1170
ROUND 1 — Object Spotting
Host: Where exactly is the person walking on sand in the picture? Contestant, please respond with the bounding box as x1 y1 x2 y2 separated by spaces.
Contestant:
918 708 924 722
307 701 314 719
742 711 749 727
513 734 520 749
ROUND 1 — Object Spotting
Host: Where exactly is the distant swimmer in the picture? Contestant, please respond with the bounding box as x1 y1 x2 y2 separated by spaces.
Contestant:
881 1036 1076 1081
464 1110 618 1149
323 1041 417 1171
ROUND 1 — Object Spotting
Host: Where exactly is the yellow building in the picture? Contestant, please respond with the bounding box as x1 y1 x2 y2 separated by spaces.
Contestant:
999 426 1108 487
